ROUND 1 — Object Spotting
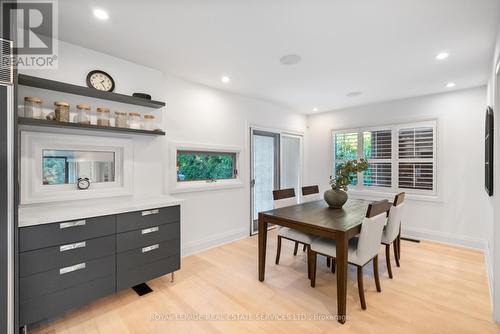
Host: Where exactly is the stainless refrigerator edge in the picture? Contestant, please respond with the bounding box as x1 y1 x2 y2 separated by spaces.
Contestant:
0 43 15 334
1 11 16 334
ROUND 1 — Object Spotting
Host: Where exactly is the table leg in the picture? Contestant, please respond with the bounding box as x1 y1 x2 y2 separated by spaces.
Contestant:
335 231 348 324
258 213 268 282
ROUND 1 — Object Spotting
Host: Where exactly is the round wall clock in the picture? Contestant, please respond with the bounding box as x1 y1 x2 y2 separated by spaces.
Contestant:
86 70 115 92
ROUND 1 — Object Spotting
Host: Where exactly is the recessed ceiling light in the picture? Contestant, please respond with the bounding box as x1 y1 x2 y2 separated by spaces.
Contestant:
221 76 230 83
280 54 301 65
435 52 449 60
312 107 318 112
346 91 362 97
93 9 109 20
446 82 456 88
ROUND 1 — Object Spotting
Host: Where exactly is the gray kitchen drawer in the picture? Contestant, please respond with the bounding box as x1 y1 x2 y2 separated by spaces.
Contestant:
20 255 115 302
20 235 115 277
116 222 179 253
20 215 116 252
117 239 180 272
116 205 180 233
117 254 180 291
20 274 115 326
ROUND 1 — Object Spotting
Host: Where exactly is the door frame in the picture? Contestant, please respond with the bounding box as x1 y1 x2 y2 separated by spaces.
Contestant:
249 125 304 235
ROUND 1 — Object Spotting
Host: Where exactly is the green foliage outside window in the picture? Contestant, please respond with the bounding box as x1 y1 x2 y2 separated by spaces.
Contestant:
43 157 67 185
334 133 359 185
363 132 374 186
177 151 235 181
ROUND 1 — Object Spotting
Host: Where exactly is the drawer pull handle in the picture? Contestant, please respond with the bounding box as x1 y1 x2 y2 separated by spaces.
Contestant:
141 209 159 216
59 220 86 229
60 241 86 252
141 226 159 235
59 262 86 275
142 244 159 253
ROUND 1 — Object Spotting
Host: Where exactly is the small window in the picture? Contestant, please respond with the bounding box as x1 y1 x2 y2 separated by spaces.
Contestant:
42 149 115 185
176 150 237 182
21 131 133 205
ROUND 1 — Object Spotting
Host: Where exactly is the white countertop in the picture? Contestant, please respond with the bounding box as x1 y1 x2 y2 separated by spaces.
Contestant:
19 195 183 227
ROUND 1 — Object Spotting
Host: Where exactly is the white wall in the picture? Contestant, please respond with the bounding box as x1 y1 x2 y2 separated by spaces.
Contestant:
488 21 500 322
19 41 307 255
162 73 306 254
305 86 491 250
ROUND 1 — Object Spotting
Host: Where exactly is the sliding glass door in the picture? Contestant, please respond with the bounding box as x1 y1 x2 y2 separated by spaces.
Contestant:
250 130 280 235
250 129 302 235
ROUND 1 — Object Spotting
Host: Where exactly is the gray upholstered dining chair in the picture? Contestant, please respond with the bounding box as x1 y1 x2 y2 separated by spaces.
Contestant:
273 188 317 267
382 192 405 279
301 185 321 203
308 200 389 310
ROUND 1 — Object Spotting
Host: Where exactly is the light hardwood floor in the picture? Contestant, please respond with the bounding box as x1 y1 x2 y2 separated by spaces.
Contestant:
30 230 500 334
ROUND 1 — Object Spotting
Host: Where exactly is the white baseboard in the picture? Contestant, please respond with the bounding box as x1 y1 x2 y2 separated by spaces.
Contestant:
181 227 249 257
402 226 488 250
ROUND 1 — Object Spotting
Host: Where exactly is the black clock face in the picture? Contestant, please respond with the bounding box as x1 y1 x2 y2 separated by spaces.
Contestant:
86 70 115 92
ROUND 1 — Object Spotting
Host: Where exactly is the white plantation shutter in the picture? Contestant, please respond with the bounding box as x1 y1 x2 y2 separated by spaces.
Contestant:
363 130 392 187
397 127 434 191
398 162 433 190
398 127 433 159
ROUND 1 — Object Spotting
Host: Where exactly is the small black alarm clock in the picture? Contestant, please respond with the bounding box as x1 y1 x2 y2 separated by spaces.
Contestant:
77 177 91 190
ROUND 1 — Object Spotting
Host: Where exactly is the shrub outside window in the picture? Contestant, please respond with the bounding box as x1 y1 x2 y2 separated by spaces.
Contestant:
176 150 237 182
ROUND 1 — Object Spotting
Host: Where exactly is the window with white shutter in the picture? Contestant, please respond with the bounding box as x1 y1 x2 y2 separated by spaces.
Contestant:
363 130 392 188
332 120 436 195
397 126 434 191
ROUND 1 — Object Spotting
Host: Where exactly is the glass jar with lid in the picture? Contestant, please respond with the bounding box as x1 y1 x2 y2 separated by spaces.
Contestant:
143 114 156 131
75 104 91 124
114 111 128 128
96 107 110 126
24 97 43 119
128 112 141 129
54 101 70 122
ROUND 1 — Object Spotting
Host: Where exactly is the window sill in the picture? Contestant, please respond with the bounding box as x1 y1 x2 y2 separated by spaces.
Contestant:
170 179 243 194
347 189 442 203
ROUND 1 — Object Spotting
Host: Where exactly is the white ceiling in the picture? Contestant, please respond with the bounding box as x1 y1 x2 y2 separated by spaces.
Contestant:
58 0 500 114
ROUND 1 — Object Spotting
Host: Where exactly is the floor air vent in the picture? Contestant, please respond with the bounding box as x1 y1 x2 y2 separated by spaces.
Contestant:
0 38 13 86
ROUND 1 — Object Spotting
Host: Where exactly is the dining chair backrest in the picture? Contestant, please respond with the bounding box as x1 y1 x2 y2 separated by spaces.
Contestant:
356 200 389 265
273 188 297 209
301 185 320 203
384 192 405 243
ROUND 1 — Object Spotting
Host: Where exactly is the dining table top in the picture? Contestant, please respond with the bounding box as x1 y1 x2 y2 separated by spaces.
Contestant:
260 198 377 232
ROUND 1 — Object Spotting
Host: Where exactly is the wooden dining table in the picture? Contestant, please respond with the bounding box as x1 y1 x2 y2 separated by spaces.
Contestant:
257 198 392 324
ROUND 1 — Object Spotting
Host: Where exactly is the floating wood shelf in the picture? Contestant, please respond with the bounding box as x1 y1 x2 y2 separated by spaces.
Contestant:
18 74 166 109
18 117 166 136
